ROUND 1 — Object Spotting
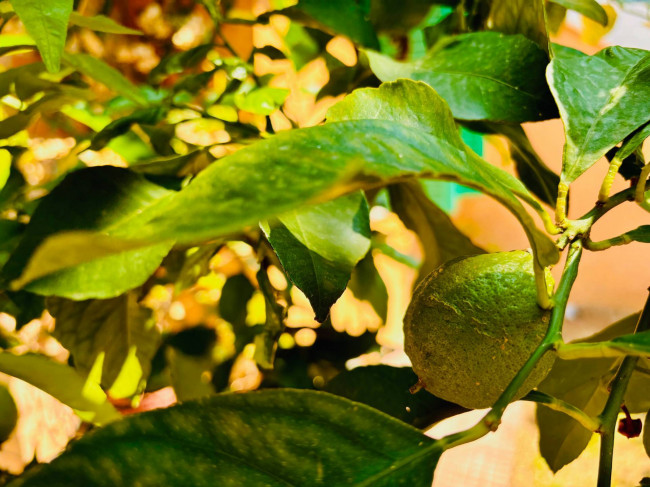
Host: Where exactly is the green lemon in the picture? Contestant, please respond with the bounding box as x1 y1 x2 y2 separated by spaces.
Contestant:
404 251 555 409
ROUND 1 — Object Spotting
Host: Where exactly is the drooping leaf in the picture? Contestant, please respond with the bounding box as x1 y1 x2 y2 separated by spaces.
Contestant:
549 0 608 26
485 0 548 50
325 365 465 429
47 292 161 399
0 383 17 444
537 313 643 472
262 191 371 322
389 180 484 283
9 389 441 487
3 166 174 299
547 46 650 184
367 33 556 122
10 0 73 72
348 252 388 322
68 12 142 35
62 53 149 106
278 0 380 49
0 352 120 425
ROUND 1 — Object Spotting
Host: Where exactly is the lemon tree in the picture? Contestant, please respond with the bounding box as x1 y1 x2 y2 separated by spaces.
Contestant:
0 1 649 487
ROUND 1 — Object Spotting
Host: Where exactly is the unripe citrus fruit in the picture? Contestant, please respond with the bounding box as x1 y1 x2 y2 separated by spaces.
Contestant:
404 251 554 409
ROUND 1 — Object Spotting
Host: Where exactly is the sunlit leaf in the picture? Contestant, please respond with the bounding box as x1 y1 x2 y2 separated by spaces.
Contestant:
10 0 72 72
235 87 289 116
0 352 120 425
47 292 161 399
9 390 441 487
547 46 650 184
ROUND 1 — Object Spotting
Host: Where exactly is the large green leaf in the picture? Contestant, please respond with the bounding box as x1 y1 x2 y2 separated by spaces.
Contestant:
0 352 120 425
62 53 149 106
367 32 556 122
278 0 380 49
549 0 608 26
537 313 645 472
47 293 161 399
3 167 174 299
547 46 650 184
10 0 72 72
263 192 371 322
325 365 465 429
388 180 484 283
9 390 441 487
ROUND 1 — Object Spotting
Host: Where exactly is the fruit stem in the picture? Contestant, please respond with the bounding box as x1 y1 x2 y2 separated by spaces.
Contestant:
438 240 583 451
595 290 650 487
521 391 600 431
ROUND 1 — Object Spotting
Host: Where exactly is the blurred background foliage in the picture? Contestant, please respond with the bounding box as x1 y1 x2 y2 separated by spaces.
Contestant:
0 0 647 484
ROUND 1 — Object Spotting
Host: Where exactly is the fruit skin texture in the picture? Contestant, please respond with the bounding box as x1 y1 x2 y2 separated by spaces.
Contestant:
404 251 555 409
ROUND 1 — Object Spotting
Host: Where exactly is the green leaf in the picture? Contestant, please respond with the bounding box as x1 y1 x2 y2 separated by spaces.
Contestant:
47 293 161 399
644 408 650 458
537 313 643 471
10 389 441 487
0 93 70 139
0 383 17 444
62 53 149 106
388 180 484 283
262 191 371 322
367 32 556 122
149 44 212 83
0 149 11 192
3 167 174 299
348 252 388 322
235 87 289 115
547 46 650 184
10 0 72 72
549 0 608 26
165 347 215 402
0 352 120 425
368 0 435 35
279 0 380 49
485 0 548 50
90 106 166 150
68 12 142 35
325 365 465 429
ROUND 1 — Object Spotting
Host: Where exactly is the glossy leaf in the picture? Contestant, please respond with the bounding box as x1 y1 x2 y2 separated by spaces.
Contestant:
62 53 149 106
485 0 547 50
0 352 120 425
47 293 161 399
10 0 72 72
3 167 174 299
388 180 484 283
262 191 371 322
0 383 17 444
367 33 556 122
10 389 441 487
549 0 608 26
548 46 650 184
68 12 142 35
325 365 466 429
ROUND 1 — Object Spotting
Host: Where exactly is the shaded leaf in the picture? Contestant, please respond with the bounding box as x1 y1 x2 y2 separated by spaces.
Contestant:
389 180 484 283
3 167 174 299
325 365 465 429
68 12 142 35
166 347 215 402
0 352 120 425
485 0 548 50
90 106 166 150
47 293 161 399
348 252 388 323
9 390 441 487
0 383 17 444
367 32 556 122
549 0 608 26
644 408 650 457
10 0 72 72
548 46 650 184
262 191 371 322
149 44 213 83
368 0 435 35
0 291 44 329
63 53 149 106
253 268 286 369
0 93 70 139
